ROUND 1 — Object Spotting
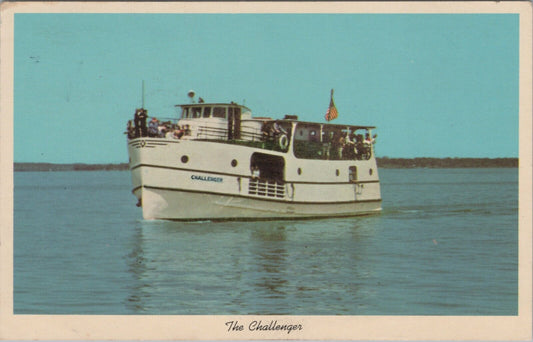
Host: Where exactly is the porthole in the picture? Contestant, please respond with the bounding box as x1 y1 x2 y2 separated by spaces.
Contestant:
335 169 340 176
369 168 373 175
231 159 238 167
297 168 302 175
181 155 189 163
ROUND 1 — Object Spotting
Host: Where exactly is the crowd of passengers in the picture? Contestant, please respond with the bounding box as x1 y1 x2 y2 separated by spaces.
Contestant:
315 130 377 160
126 109 191 139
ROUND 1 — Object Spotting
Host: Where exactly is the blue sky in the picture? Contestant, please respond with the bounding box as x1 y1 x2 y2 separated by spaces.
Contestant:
14 13 519 163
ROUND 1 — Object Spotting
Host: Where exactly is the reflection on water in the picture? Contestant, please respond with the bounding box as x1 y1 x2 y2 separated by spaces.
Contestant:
125 225 149 313
124 218 377 315
250 226 288 297
248 225 289 314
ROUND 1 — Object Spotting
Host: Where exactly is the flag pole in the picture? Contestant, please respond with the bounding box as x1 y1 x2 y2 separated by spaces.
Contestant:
324 88 338 122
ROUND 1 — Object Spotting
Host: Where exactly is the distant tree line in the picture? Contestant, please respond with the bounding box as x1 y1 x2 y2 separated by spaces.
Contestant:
376 157 518 168
13 158 517 172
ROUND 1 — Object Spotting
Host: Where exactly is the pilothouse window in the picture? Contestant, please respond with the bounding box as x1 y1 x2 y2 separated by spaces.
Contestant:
192 107 202 118
203 107 211 118
213 107 226 118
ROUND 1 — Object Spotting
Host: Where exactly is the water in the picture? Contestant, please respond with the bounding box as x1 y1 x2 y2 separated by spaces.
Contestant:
14 168 518 315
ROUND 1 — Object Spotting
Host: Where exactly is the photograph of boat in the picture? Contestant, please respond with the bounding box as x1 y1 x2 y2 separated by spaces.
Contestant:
127 90 381 220
3 2 530 341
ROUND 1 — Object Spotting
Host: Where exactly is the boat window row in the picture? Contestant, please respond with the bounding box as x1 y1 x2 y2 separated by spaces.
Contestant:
181 106 241 119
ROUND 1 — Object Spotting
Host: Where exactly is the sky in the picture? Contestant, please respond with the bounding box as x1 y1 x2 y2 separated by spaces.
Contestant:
13 13 519 163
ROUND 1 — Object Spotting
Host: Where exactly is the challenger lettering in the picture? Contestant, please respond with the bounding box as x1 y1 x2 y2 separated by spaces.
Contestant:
225 320 303 334
191 175 223 183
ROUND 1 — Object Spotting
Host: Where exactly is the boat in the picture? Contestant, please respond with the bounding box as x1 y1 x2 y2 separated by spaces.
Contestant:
126 90 382 220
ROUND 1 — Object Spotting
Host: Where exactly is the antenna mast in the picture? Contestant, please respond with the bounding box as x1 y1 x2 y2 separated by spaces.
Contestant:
141 80 145 109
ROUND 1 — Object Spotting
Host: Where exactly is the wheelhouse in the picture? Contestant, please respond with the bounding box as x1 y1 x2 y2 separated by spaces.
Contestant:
177 103 253 120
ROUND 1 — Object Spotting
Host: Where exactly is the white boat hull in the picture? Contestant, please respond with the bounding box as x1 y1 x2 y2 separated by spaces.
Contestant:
135 185 382 221
128 137 381 220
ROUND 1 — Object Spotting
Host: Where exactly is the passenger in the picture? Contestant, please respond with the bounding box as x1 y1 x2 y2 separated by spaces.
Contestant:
125 120 134 139
148 117 159 137
158 122 167 137
139 109 148 137
271 120 287 137
322 130 332 143
355 135 365 160
261 121 270 141
342 133 355 159
165 128 174 139
251 165 260 180
134 108 148 137
338 134 346 159
133 109 141 138
348 131 356 143
364 133 376 145
173 126 185 139
330 131 345 160
362 133 376 160
184 124 191 136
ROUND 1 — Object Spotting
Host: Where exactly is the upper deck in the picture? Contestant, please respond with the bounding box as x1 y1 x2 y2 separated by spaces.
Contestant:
127 102 377 161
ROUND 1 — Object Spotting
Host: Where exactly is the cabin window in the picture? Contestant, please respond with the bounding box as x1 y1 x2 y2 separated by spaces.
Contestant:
293 123 324 159
182 108 189 118
203 107 211 118
192 107 202 118
213 107 226 118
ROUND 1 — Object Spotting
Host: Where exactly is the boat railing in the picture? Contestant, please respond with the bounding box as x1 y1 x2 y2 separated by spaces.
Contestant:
241 122 266 142
248 179 285 199
196 126 228 140
195 124 265 142
193 124 289 153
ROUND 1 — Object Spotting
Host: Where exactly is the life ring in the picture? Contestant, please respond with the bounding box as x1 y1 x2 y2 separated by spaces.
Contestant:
278 134 289 150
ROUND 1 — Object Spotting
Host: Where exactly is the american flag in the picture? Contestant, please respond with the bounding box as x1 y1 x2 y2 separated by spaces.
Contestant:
325 89 338 121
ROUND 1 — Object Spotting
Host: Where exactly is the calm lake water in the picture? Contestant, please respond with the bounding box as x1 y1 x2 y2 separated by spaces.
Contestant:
14 168 518 315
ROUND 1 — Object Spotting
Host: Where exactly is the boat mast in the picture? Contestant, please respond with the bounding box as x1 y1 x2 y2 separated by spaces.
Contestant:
141 80 145 109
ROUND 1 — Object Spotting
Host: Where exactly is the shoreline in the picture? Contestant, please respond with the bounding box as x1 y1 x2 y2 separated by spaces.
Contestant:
13 158 518 172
